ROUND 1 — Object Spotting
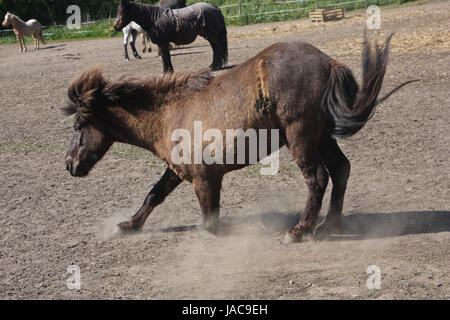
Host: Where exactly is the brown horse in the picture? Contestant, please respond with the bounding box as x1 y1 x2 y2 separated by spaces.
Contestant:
62 35 415 243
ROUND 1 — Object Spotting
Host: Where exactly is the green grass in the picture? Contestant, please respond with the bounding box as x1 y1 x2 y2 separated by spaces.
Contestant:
0 19 121 44
195 0 417 26
0 0 419 44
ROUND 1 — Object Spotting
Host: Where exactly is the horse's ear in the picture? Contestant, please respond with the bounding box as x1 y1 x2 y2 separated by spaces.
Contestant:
121 0 130 7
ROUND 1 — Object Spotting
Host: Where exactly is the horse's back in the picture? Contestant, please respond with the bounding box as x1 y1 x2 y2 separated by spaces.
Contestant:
27 19 40 25
189 2 220 13
185 2 225 29
209 41 332 122
218 41 330 87
26 19 41 29
260 41 333 119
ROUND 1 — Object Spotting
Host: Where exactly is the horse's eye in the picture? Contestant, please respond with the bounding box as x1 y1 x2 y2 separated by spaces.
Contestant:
74 124 82 131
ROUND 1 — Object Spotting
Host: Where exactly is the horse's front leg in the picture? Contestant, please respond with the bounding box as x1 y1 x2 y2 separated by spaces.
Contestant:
160 43 174 72
116 168 182 234
21 36 27 52
193 175 230 236
16 34 23 52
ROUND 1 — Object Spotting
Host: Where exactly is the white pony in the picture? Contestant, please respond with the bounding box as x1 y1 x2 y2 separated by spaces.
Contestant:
122 21 151 61
2 12 45 52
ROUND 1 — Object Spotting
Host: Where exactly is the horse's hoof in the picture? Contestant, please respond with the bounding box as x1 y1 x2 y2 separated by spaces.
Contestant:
111 221 142 238
282 232 298 245
203 221 232 237
125 58 130 62
209 62 223 71
281 228 303 244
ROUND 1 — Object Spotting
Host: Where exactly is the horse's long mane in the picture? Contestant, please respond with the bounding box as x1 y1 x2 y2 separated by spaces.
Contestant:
62 65 213 119
6 12 24 23
130 1 163 23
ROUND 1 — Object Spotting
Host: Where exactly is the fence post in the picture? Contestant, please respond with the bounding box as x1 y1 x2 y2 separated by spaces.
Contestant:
238 0 242 17
108 10 111 37
364 0 368 8
315 0 319 10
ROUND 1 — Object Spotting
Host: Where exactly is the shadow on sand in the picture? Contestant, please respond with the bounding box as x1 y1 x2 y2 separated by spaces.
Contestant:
147 210 450 241
170 50 206 57
40 44 67 50
255 210 450 241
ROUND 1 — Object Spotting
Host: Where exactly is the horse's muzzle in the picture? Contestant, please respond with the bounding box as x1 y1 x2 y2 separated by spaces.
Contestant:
66 158 88 177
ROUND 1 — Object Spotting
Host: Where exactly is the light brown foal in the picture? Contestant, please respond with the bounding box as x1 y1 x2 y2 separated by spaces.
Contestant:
2 12 45 52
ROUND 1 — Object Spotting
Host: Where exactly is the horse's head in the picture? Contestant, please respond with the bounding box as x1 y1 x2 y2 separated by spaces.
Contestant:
62 66 114 177
2 12 12 26
114 0 132 31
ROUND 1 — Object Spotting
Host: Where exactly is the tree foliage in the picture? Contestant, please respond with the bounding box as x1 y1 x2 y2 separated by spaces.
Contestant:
0 0 158 26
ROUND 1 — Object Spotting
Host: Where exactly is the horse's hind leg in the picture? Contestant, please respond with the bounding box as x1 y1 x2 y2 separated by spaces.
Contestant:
142 34 150 53
142 34 146 53
314 136 350 239
123 30 131 61
116 168 182 234
130 30 142 59
32 34 38 50
35 32 40 50
282 125 329 244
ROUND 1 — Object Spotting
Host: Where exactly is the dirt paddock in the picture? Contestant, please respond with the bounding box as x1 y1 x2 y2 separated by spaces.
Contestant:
0 1 449 299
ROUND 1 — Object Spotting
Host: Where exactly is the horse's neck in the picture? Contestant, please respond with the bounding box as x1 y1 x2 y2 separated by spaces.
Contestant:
131 2 161 28
105 106 165 153
10 15 23 28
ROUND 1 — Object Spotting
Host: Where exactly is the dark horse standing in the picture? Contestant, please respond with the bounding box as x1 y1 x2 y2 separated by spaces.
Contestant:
114 0 228 72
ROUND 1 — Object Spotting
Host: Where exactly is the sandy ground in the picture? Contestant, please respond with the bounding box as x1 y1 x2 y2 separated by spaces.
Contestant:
0 1 449 299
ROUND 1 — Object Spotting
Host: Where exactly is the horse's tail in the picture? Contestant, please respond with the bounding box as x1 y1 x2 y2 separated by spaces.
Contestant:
39 29 46 45
321 34 416 139
204 5 228 66
218 24 228 66
216 8 228 66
